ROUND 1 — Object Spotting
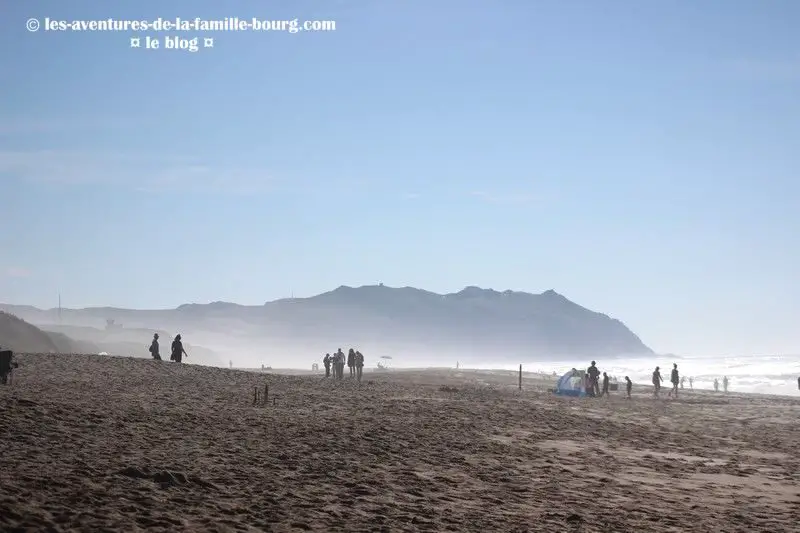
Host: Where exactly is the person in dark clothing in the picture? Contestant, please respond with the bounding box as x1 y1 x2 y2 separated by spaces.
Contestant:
148 333 161 361
600 372 610 397
355 351 364 382
347 348 355 378
668 363 680 399
797 376 800 391
625 376 633 399
587 361 600 397
323 354 331 377
652 366 663 398
171 334 188 363
335 348 345 380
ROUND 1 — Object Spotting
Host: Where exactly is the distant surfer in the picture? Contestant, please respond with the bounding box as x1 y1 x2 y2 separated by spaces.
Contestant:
171 334 188 363
148 333 161 361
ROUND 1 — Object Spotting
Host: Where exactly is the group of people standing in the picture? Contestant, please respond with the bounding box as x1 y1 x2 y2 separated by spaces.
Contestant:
148 333 188 363
323 348 365 381
585 360 689 400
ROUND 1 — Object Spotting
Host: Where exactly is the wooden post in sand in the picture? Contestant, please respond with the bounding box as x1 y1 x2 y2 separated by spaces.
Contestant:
519 364 522 390
253 386 259 406
264 384 269 405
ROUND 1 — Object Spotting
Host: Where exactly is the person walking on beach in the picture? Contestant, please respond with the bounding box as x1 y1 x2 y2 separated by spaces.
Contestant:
334 348 345 380
689 376 694 390
347 348 355 378
652 366 663 398
668 363 680 399
625 376 633 399
171 334 188 363
680 376 685 389
587 361 600 397
600 372 610 397
148 333 161 361
722 376 729 393
355 350 364 382
323 354 332 377
713 378 719 392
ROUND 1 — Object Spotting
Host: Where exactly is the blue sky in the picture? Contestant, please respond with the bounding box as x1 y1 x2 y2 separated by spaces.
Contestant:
1 0 798 356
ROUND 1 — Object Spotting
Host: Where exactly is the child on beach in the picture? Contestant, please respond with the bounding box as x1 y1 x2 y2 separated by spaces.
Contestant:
600 372 610 397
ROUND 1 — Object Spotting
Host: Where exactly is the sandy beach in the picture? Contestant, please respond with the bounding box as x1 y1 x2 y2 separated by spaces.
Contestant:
1 354 798 532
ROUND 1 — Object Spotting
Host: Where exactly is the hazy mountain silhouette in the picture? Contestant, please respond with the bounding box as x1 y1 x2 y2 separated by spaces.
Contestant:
0 311 98 353
1 285 651 364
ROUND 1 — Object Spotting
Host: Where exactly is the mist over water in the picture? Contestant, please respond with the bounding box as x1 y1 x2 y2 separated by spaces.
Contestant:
488 354 800 397
201 336 800 398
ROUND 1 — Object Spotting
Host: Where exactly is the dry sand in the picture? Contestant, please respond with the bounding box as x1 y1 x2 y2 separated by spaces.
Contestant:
1 354 799 532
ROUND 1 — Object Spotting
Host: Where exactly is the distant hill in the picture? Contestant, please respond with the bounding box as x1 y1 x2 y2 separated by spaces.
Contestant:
0 311 94 353
1 285 652 364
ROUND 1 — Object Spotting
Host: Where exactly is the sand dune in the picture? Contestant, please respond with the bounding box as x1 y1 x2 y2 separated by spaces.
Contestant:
1 354 798 532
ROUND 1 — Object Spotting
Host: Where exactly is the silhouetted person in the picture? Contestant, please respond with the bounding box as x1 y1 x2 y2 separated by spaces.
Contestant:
797 376 800 391
149 333 161 361
171 334 188 363
355 351 364 382
323 354 331 377
625 376 632 399
652 366 663 398
713 378 719 392
600 372 610 397
347 348 355 377
722 376 729 393
689 376 694 390
587 361 600 397
668 363 679 399
680 376 685 389
335 348 345 380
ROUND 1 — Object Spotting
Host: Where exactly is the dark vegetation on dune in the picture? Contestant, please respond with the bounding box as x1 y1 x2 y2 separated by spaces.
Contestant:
1 285 652 363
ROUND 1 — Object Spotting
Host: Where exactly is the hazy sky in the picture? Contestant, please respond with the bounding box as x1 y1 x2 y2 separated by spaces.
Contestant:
1 1 798 357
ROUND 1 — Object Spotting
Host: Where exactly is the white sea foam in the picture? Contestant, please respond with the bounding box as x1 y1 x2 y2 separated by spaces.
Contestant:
489 354 800 397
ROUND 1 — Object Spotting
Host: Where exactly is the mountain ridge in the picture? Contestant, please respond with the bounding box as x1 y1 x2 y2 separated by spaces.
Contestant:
1 285 652 361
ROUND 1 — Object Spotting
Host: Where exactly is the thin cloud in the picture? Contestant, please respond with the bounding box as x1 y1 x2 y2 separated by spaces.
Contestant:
0 116 151 136
0 150 277 194
403 192 421 200
723 58 800 82
469 190 537 205
5 267 31 278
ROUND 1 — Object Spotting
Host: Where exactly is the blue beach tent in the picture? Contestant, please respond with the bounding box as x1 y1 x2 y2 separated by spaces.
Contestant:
555 368 587 397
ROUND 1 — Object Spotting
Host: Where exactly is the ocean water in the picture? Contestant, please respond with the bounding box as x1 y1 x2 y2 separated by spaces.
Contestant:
496 354 800 397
